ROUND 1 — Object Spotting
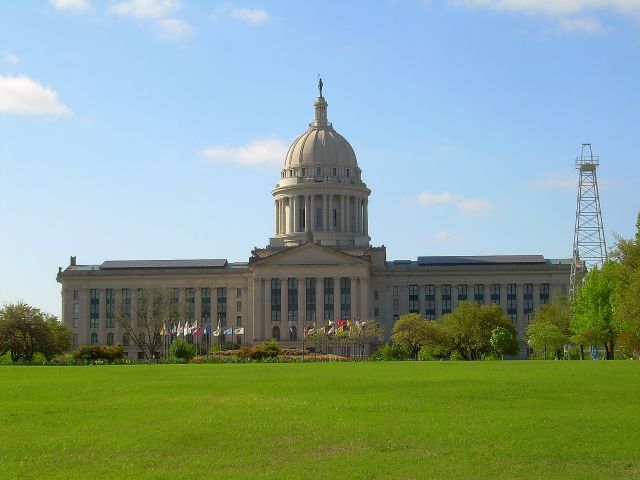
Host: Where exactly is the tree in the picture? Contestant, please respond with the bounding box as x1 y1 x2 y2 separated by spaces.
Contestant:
490 326 518 360
168 338 196 363
346 320 385 359
571 263 618 359
527 298 571 359
0 302 71 362
391 313 448 359
113 287 180 361
442 302 517 360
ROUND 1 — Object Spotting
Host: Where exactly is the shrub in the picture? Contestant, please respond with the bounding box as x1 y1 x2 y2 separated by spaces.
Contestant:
73 344 126 362
169 339 196 363
374 343 410 361
223 341 240 351
238 340 282 360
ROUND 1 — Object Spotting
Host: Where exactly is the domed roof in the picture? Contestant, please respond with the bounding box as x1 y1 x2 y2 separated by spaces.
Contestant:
284 95 358 168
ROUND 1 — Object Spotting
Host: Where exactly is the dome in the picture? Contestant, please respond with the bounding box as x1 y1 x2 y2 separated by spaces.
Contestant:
284 95 358 168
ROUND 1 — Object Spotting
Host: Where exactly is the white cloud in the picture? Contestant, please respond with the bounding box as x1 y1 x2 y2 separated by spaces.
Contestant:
458 198 491 215
435 231 464 243
155 18 193 38
558 16 604 33
416 192 454 205
109 0 180 19
2 53 20 64
49 0 91 13
213 6 272 25
0 75 70 116
531 173 576 191
449 0 640 17
199 138 287 167
412 191 491 215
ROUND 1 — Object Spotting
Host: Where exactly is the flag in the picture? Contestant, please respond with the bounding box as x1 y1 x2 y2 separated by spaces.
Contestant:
205 325 212 336
338 319 345 327
193 326 204 336
213 326 221 337
234 326 244 335
223 326 233 335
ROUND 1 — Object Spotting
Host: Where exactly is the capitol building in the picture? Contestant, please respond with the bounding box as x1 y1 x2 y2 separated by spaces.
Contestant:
57 84 571 358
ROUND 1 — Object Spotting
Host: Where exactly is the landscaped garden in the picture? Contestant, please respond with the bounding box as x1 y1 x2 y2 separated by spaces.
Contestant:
1 361 639 479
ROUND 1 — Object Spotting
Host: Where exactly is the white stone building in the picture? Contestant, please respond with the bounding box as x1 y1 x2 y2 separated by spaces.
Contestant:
57 86 570 358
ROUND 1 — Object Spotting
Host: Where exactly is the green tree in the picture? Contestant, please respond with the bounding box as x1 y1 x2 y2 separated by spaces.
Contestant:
168 338 196 363
527 299 571 359
490 326 518 359
442 302 517 360
391 313 447 359
571 263 618 359
0 302 71 362
347 320 385 359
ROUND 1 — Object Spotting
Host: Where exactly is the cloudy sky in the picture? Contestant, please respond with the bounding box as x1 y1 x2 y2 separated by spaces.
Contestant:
1 0 638 315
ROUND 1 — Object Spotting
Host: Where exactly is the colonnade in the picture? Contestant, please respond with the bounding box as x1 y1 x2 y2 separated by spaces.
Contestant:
274 194 368 236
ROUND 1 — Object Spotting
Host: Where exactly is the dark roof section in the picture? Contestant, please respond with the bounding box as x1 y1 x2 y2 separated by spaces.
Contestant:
100 259 228 269
416 255 546 266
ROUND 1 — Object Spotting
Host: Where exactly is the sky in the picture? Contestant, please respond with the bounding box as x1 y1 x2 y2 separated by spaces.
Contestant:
1 0 639 316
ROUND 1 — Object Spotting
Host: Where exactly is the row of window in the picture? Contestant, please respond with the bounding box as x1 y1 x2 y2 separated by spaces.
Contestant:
280 166 357 179
390 283 550 298
271 277 353 322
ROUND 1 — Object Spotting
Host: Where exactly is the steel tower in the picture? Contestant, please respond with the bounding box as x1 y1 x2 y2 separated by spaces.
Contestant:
569 143 607 299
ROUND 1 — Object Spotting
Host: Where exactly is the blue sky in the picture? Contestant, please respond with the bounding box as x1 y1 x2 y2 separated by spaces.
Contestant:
1 0 639 316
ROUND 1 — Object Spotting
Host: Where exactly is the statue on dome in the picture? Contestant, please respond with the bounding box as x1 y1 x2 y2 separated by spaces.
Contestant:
318 76 323 97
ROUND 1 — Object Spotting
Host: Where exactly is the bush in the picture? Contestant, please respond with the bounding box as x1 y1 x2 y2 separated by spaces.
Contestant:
238 340 282 360
169 339 196 363
73 344 126 362
374 343 410 361
223 341 240 351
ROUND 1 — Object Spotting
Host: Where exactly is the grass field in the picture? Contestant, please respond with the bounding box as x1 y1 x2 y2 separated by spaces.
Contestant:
1 362 639 479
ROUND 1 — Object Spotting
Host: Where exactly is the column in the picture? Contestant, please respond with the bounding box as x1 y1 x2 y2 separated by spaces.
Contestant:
310 195 315 233
305 196 311 232
274 201 279 234
293 196 299 233
322 195 328 232
263 279 270 341
356 198 361 233
342 196 347 232
363 201 368 236
195 287 202 324
435 285 442 319
288 197 294 233
418 285 425 316
333 276 341 322
360 276 369 320
298 277 305 341
500 283 508 316
328 195 333 232
345 196 350 233
316 277 323 323
516 283 525 342
533 284 541 311
98 289 106 343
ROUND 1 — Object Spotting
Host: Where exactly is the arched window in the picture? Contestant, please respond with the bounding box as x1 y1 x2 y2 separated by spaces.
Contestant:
272 325 280 340
106 333 114 346
289 325 297 341
90 333 98 345
122 333 130 346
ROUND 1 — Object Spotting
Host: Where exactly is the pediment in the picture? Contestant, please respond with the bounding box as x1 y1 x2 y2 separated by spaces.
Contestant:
252 243 369 267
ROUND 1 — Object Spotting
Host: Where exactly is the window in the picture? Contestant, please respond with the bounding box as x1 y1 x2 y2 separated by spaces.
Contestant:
540 284 550 305
393 285 399 297
236 315 242 326
73 317 79 329
474 284 484 305
301 167 306 176
507 283 517 321
458 284 467 301
106 332 114 346
90 289 99 328
332 167 337 176
217 288 227 324
425 285 435 320
73 303 79 315
90 333 98 345
72 334 78 347
393 298 399 312
73 290 79 300
374 290 379 301
346 168 350 177
201 288 211 325
408 285 419 313
441 285 451 315
237 301 242 313
170 288 180 322
340 278 351 320
123 333 130 347
236 288 242 299
490 284 500 305
272 325 281 340
316 208 323 229
332 208 337 229
271 279 281 322
374 307 379 317
316 167 321 176
121 288 131 319
138 352 145 360
288 278 298 321
306 278 316 321
185 288 195 322
524 283 533 315
106 288 115 328
137 288 147 325
323 278 334 321
289 325 298 341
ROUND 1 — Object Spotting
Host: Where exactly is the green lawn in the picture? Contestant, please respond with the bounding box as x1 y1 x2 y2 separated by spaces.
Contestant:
1 362 639 479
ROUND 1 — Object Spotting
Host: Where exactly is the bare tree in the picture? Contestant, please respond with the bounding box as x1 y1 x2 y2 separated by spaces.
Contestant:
113 287 183 360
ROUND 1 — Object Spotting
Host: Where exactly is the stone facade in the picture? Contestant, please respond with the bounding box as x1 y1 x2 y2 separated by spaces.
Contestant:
56 86 570 358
